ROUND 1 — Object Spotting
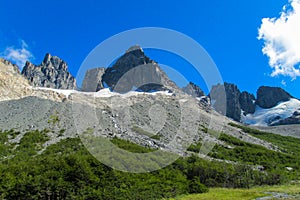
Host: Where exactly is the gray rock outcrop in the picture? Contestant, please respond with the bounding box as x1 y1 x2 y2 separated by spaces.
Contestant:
223 83 241 121
256 86 292 109
210 83 256 122
239 91 256 115
182 82 205 98
81 67 105 92
101 45 178 93
21 53 76 89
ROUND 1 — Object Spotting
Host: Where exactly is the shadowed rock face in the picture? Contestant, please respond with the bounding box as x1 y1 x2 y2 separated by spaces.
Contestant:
81 67 105 92
256 86 292 109
210 83 241 121
182 82 205 98
21 53 76 89
223 83 241 121
239 91 256 115
101 45 178 93
210 83 256 122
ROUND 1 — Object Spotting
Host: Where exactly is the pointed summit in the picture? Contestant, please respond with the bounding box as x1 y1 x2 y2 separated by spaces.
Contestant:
21 53 76 89
182 82 205 98
43 53 52 64
126 45 143 53
101 45 178 93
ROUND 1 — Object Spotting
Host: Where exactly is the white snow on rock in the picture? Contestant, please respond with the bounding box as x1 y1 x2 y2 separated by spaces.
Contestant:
241 98 300 126
36 87 173 98
35 87 76 98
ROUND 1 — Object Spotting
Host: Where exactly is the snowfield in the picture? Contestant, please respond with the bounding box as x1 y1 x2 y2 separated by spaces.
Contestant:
36 87 173 98
241 98 300 126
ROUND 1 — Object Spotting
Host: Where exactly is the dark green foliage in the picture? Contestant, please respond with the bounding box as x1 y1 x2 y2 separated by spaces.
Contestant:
0 129 298 199
209 132 300 184
187 141 202 153
188 177 209 193
229 122 300 153
111 137 155 153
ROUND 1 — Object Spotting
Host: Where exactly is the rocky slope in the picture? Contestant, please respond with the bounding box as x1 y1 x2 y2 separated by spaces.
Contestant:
182 82 205 98
0 56 277 155
0 58 31 101
0 58 68 102
22 53 76 89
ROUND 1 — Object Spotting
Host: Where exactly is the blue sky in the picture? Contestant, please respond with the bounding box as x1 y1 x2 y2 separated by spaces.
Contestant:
1 0 300 97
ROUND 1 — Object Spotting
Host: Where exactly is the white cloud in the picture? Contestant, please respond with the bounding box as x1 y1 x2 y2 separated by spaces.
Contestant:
1 40 34 69
258 0 300 80
281 79 287 86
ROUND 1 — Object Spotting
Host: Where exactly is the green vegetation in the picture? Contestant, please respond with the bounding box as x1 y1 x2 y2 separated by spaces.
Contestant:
48 111 60 125
229 122 300 153
0 129 287 200
170 184 300 200
111 137 155 153
132 125 161 140
131 125 161 140
187 141 202 153
209 132 300 183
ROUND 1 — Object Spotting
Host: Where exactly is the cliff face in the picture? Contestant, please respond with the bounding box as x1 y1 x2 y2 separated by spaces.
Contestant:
101 45 178 93
81 67 106 92
182 82 205 98
256 86 292 109
0 58 30 101
22 53 76 90
210 83 256 122
239 91 256 115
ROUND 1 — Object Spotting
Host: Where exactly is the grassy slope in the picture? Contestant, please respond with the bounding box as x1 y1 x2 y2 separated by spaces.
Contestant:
170 184 300 200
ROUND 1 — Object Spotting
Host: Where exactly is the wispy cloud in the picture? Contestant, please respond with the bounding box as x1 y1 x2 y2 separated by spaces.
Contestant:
0 40 34 69
281 79 287 86
258 0 300 80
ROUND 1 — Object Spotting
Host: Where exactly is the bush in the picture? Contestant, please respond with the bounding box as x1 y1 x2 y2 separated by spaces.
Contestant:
188 177 209 193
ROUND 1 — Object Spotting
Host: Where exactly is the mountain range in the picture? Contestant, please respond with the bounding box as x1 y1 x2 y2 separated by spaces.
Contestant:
1 46 284 154
14 45 300 128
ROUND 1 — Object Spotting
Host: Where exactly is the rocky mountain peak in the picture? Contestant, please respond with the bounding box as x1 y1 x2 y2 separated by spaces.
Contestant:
210 82 256 122
182 82 205 98
101 45 178 93
0 58 20 74
239 91 256 115
21 53 76 90
256 86 292 109
125 44 143 53
42 53 52 64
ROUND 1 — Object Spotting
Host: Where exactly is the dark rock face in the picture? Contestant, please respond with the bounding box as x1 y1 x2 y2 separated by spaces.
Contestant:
239 91 256 115
81 67 105 92
182 82 205 98
256 86 292 108
210 83 256 122
101 45 178 93
223 83 241 121
209 83 227 117
21 53 76 89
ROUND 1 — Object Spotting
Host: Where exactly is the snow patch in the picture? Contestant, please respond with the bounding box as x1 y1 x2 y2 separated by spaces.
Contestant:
241 98 300 126
35 87 76 98
35 87 173 99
